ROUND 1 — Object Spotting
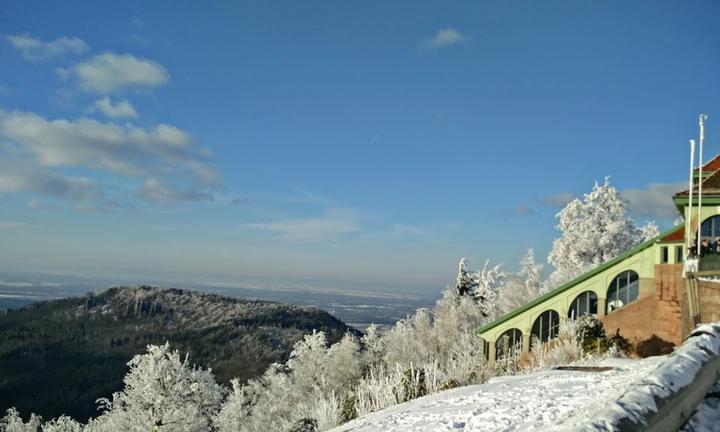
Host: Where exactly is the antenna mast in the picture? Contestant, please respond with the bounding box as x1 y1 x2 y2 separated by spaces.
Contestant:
697 114 708 256
688 139 695 252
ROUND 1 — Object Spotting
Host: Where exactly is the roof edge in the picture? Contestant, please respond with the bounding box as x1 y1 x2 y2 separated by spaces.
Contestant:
476 223 684 336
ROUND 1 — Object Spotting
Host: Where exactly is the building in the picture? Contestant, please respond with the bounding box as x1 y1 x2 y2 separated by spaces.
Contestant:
477 155 720 363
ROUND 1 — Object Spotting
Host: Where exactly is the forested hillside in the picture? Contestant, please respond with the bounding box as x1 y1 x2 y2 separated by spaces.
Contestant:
0 286 354 422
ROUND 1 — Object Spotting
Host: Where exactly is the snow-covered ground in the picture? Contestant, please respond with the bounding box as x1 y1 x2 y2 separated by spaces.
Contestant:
330 357 668 432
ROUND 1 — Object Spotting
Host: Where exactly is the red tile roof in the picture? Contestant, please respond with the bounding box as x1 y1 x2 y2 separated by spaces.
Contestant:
659 226 684 242
695 154 720 172
675 168 720 197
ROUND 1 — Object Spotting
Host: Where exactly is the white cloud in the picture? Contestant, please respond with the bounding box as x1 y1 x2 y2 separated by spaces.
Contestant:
0 221 27 230
241 209 360 241
7 34 89 62
88 97 139 118
418 27 466 52
623 182 685 219
0 109 217 185
71 53 169 93
0 108 221 207
136 177 213 204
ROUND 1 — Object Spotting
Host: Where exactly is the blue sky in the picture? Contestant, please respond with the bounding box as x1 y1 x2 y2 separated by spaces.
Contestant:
0 1 719 295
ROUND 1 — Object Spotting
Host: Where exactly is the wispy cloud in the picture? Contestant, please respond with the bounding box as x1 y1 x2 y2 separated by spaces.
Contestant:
7 34 88 62
514 204 535 216
0 221 27 230
623 182 685 219
418 27 466 52
0 164 101 202
230 197 249 205
540 192 575 207
65 53 169 93
390 224 425 237
136 178 214 204
87 97 138 118
0 84 17 96
241 209 360 241
27 198 62 211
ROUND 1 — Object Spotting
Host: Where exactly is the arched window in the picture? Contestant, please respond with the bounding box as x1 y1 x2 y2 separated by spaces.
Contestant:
531 310 559 348
606 270 639 313
496 328 523 360
568 291 598 319
701 215 720 241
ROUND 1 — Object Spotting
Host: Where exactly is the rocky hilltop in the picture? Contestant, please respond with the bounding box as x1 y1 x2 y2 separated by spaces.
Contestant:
0 286 355 421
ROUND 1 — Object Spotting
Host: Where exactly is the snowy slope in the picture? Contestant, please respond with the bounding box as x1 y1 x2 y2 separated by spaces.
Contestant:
330 357 667 432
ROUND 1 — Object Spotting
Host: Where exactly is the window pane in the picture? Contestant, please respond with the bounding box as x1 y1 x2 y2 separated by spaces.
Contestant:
618 273 628 290
607 286 618 312
589 293 598 314
702 220 712 237
629 280 639 302
578 296 587 316
621 283 630 305
629 271 638 284
568 300 578 319
676 246 683 263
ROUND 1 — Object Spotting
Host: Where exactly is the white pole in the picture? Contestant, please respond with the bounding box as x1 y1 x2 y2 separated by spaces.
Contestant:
688 139 695 251
698 114 707 256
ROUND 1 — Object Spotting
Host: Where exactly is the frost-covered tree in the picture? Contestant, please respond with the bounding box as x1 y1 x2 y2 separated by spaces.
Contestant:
40 416 83 432
519 248 545 295
547 178 659 288
454 258 505 317
471 260 505 320
215 332 362 432
86 343 223 432
360 324 385 371
455 258 476 297
497 248 546 315
0 408 41 432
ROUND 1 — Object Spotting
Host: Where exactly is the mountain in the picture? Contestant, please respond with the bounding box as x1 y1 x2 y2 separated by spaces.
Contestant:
0 285 356 422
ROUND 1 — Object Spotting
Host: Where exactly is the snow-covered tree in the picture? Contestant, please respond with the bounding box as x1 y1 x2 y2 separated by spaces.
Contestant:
40 416 83 432
497 248 546 315
216 331 363 432
472 260 505 320
454 258 505 319
86 343 223 432
519 248 544 295
0 408 41 432
455 258 475 297
547 178 659 288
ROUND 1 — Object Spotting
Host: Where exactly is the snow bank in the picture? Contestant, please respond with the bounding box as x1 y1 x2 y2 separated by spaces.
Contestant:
331 323 720 432
329 357 665 432
560 322 720 431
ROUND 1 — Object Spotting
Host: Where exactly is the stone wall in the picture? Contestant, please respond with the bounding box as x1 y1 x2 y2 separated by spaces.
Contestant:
695 279 720 324
600 264 684 356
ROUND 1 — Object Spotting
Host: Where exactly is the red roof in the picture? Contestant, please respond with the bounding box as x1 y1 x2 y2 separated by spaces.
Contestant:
659 226 684 243
695 154 720 172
